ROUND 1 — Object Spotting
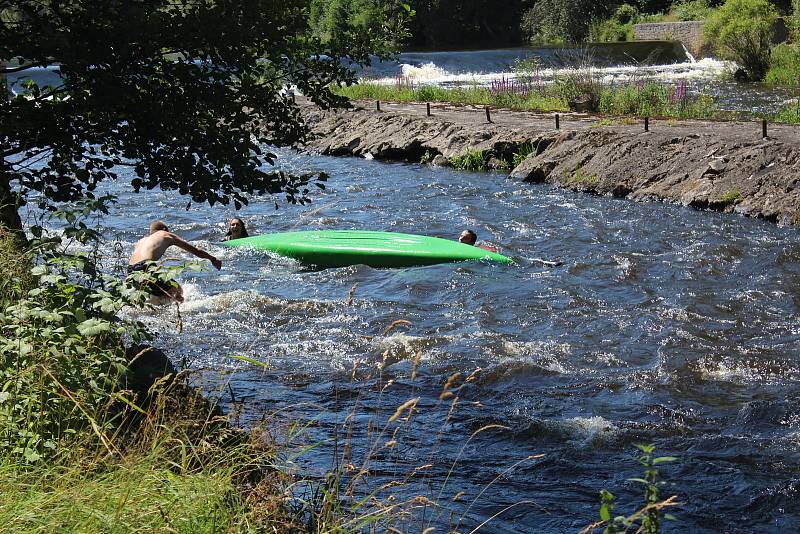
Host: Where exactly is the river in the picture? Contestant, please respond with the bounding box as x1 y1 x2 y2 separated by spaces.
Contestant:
88 145 800 532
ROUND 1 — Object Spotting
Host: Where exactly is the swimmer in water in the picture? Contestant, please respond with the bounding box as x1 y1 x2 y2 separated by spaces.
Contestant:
128 220 222 303
222 218 249 241
458 229 498 253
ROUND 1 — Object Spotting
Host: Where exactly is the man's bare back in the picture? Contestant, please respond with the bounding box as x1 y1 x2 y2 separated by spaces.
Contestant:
127 221 222 303
129 230 222 270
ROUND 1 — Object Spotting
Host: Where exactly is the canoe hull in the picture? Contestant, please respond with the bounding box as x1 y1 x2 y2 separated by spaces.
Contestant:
220 230 514 268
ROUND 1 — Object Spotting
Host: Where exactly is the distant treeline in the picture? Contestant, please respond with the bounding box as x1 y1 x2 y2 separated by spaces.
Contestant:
308 0 794 48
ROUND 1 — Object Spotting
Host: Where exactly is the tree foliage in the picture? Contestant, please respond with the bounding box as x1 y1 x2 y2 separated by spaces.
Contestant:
310 0 412 47
312 0 530 49
705 0 779 80
1 0 410 231
522 0 610 43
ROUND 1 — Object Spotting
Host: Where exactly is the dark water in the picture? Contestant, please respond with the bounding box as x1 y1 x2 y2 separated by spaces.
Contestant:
88 148 800 532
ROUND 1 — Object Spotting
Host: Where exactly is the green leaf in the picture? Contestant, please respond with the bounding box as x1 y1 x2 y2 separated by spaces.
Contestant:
627 477 649 485
229 354 270 369
653 456 677 464
77 318 112 336
600 503 611 521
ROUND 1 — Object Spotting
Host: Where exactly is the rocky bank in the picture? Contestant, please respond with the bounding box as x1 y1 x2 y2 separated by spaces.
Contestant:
301 101 800 226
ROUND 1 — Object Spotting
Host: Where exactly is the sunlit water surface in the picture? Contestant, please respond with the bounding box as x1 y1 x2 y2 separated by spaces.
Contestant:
81 148 800 533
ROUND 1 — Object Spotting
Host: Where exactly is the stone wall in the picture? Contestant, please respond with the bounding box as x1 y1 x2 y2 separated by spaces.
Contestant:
634 22 706 58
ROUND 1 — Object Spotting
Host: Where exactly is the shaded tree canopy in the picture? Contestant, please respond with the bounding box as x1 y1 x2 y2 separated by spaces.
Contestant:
1 0 410 231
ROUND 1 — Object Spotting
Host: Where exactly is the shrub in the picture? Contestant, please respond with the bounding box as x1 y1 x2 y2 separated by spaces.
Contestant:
704 0 778 82
590 4 639 42
765 43 800 86
0 199 159 463
673 0 712 21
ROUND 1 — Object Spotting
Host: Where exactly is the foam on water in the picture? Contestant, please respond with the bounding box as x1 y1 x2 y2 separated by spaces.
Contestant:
566 415 619 443
399 62 449 82
373 58 731 89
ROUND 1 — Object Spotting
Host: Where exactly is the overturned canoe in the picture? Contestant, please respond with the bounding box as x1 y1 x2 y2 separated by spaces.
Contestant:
220 230 514 268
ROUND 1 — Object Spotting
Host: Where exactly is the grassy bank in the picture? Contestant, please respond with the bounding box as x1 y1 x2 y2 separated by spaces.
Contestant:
0 395 288 533
0 224 292 532
334 78 719 120
336 81 569 112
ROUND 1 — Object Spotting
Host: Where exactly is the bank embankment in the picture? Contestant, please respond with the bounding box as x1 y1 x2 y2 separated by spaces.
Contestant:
302 100 800 225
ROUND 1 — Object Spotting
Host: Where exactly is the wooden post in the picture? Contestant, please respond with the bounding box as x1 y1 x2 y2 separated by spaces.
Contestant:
762 118 768 139
485 106 492 123
555 113 560 130
426 102 431 116
644 117 649 132
376 100 381 112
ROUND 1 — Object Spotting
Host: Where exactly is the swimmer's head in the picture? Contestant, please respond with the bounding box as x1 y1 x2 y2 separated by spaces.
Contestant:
458 229 477 245
150 220 169 234
226 218 249 240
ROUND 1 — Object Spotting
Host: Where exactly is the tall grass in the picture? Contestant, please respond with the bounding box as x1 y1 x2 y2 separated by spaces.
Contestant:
0 378 291 533
335 77 719 120
333 82 569 112
599 81 717 118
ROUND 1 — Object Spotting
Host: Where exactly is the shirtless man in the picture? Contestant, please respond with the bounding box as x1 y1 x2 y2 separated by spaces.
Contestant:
128 220 222 303
458 229 498 253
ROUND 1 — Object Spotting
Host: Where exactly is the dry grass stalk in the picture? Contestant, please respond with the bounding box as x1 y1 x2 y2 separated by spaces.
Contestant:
455 454 546 531
347 283 358 306
411 350 422 382
388 397 420 424
383 319 412 336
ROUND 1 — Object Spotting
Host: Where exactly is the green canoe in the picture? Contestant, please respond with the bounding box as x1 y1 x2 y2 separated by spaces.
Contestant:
219 230 514 268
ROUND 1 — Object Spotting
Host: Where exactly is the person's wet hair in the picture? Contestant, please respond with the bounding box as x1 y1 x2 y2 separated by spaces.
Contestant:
459 229 477 245
150 220 168 234
225 218 249 240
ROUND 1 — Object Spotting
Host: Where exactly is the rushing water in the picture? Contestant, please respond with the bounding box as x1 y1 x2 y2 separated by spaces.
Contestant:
84 147 800 532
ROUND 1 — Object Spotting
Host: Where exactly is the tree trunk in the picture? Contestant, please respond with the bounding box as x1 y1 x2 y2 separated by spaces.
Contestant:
1 61 25 240
0 169 24 236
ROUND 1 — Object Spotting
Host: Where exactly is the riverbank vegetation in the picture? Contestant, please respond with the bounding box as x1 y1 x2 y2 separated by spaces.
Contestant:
334 75 720 120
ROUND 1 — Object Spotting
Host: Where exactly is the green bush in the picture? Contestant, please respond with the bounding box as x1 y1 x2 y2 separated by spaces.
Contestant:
590 4 639 42
673 0 712 21
773 100 800 123
765 43 800 86
0 199 160 463
704 0 778 81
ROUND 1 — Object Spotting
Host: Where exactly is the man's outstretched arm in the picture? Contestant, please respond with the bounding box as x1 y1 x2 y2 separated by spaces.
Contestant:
169 233 222 270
